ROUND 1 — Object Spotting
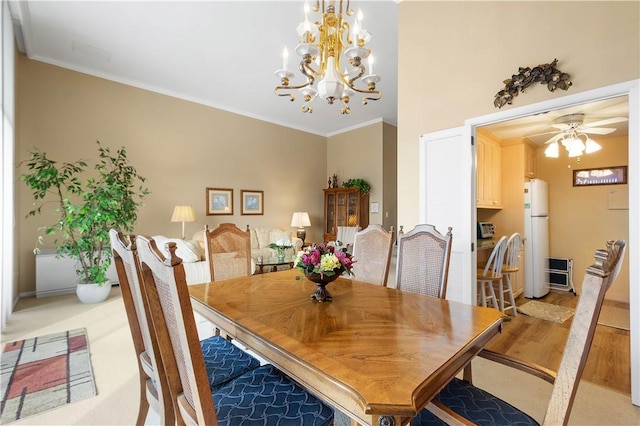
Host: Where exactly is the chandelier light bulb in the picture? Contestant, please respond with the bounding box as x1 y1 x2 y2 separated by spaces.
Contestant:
282 46 289 71
352 21 360 40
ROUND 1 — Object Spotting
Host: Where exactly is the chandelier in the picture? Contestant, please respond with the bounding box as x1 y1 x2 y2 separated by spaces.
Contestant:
544 130 602 158
274 0 381 114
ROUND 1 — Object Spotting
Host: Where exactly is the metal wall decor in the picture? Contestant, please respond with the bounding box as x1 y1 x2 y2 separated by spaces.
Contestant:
494 59 572 108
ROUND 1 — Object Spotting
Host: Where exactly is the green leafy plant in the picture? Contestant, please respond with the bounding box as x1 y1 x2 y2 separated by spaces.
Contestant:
20 141 149 285
342 178 371 194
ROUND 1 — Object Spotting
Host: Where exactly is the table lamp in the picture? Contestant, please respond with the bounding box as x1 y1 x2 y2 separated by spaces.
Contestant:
171 205 196 239
290 212 311 243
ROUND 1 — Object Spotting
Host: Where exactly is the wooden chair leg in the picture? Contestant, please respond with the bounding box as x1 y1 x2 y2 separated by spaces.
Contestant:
503 273 518 316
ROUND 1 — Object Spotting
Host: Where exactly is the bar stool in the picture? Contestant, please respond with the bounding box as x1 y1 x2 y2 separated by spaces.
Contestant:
477 236 507 309
498 233 521 316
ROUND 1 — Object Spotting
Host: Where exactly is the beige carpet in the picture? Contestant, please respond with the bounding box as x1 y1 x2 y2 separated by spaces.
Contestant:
517 300 575 323
598 305 631 330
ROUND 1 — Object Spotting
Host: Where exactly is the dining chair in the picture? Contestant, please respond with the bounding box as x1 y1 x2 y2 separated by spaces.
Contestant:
499 232 522 316
477 235 508 310
109 229 174 425
395 224 453 298
110 230 262 425
135 235 334 426
204 223 252 281
414 239 627 426
351 225 395 286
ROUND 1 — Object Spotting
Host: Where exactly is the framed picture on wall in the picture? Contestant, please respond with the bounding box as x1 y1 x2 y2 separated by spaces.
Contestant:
573 166 627 187
241 190 263 215
206 188 233 215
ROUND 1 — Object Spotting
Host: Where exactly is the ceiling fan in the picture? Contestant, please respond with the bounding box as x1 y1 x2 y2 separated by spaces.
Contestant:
530 113 628 158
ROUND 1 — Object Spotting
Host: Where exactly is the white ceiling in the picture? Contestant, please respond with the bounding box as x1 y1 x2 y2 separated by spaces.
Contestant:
9 0 399 137
483 96 629 146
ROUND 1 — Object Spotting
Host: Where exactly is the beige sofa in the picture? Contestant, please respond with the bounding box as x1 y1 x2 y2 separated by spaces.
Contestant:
248 227 303 264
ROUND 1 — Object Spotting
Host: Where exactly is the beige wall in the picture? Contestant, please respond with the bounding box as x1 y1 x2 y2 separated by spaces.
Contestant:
15 56 329 293
537 135 629 302
327 121 398 231
382 122 398 233
398 1 640 231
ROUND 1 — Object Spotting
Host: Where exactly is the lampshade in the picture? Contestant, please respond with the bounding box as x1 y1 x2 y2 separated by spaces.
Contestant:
171 205 196 223
171 205 196 239
585 138 602 154
290 212 311 228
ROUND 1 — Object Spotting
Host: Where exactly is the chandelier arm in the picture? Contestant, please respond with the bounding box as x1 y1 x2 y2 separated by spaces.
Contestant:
361 91 382 105
273 87 296 101
274 59 317 98
348 64 365 87
299 60 317 86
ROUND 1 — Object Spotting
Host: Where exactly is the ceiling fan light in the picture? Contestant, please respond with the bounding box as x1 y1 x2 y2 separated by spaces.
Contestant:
544 141 559 158
585 138 602 154
568 146 583 157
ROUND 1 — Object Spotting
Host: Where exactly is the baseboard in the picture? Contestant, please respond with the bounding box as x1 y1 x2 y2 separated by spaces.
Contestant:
17 290 36 301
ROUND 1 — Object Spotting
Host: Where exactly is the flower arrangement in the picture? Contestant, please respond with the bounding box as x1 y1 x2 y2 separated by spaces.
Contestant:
294 243 354 277
268 239 293 252
269 239 293 261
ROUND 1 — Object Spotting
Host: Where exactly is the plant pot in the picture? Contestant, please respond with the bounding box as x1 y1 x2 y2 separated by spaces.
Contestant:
76 282 111 304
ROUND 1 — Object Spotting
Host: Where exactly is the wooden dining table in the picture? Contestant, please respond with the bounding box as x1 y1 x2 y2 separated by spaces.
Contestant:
189 269 504 426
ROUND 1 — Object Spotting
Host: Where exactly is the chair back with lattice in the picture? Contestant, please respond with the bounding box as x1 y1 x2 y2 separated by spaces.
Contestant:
352 225 395 286
109 229 173 425
137 235 217 425
204 223 252 281
504 233 522 270
395 224 453 298
544 239 626 425
481 236 507 279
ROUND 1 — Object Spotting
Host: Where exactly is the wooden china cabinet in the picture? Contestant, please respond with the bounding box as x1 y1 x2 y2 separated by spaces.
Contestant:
323 187 369 242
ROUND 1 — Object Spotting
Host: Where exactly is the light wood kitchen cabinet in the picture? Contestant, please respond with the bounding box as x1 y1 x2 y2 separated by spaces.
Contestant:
476 129 502 209
323 187 369 242
524 140 537 178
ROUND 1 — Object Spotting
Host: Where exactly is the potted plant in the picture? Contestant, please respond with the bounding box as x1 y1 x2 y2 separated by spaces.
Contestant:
342 178 371 194
20 141 149 303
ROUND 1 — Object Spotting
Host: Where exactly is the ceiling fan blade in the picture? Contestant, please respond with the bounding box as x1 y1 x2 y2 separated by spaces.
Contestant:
580 127 616 135
542 134 563 145
525 130 560 138
550 123 572 131
583 117 628 127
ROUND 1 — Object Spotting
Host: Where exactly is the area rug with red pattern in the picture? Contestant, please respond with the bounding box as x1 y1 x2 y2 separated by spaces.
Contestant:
1 328 97 423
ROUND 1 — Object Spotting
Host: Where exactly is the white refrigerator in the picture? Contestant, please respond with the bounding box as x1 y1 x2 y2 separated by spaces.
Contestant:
524 179 550 298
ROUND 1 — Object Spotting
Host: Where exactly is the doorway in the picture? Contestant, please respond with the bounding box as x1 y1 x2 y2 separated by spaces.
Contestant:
466 80 639 406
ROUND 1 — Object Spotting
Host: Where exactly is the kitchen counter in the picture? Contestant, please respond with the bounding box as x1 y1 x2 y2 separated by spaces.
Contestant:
477 238 496 251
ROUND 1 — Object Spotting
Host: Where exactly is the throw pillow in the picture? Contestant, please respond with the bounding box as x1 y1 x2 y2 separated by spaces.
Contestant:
192 230 205 251
152 235 200 263
270 229 292 245
255 228 271 249
249 228 259 250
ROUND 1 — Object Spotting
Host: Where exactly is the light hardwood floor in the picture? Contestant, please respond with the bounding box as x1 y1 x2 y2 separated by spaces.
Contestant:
486 290 631 395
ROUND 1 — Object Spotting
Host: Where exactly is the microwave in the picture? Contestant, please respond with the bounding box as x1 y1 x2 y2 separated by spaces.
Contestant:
477 222 495 239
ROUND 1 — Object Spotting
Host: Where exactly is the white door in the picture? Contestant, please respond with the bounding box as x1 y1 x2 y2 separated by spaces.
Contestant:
419 126 475 305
